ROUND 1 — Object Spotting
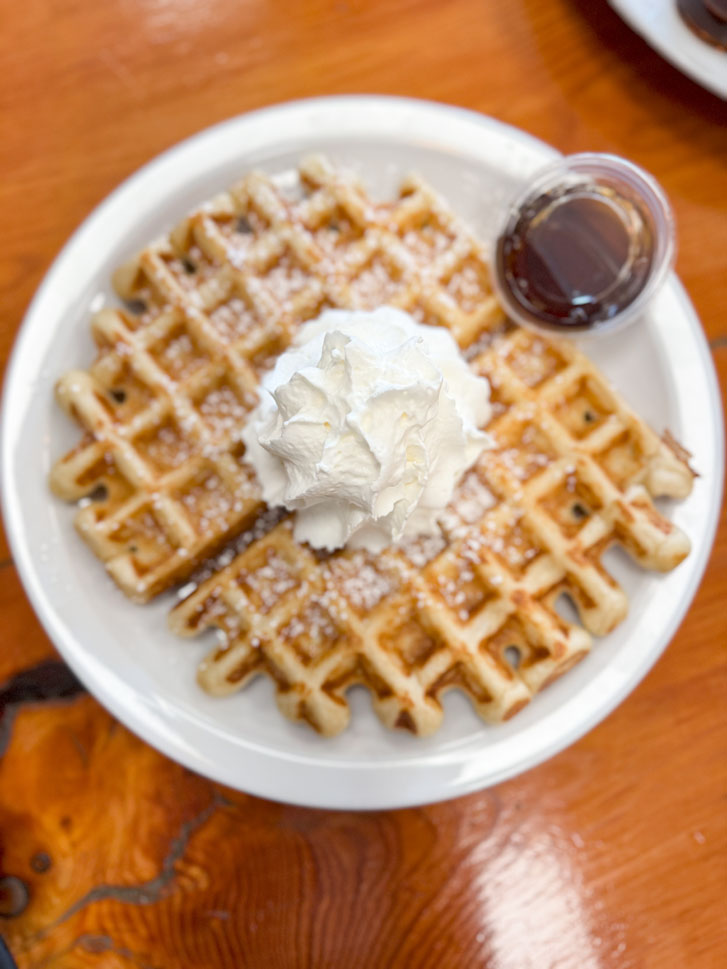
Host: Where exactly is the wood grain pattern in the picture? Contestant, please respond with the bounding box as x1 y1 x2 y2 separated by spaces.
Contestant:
1 1 725 967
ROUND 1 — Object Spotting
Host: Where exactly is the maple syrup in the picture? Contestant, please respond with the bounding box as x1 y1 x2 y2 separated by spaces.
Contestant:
492 154 674 335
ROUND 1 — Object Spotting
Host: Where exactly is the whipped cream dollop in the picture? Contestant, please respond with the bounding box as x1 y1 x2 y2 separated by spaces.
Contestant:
241 307 492 552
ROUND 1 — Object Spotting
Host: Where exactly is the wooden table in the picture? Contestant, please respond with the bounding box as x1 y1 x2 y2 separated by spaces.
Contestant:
1 1 725 966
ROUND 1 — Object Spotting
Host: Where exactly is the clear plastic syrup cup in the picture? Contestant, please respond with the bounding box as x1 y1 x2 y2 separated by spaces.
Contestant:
491 153 676 337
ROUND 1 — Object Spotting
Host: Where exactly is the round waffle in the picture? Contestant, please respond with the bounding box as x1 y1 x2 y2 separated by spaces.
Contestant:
52 157 694 734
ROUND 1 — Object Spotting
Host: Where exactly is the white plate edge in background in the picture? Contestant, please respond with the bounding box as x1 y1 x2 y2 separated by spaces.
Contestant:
608 0 727 99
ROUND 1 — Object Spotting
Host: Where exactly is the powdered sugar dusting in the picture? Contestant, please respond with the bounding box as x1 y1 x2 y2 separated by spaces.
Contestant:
325 554 397 613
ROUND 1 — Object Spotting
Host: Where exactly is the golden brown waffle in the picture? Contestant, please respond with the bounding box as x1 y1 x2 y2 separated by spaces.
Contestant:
52 155 693 731
162 158 695 736
51 155 502 599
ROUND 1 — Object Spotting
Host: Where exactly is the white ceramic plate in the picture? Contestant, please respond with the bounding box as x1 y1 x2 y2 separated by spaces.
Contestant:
2 97 723 809
608 0 727 99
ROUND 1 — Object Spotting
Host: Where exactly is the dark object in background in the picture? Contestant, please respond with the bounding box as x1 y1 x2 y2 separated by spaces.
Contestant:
0 660 84 718
0 936 18 969
0 878 29 919
678 0 727 49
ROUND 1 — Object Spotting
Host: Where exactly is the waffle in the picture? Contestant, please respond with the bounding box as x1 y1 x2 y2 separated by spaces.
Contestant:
159 158 695 736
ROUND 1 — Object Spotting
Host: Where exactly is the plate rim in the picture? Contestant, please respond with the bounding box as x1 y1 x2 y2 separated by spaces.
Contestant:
607 0 727 100
1 95 724 809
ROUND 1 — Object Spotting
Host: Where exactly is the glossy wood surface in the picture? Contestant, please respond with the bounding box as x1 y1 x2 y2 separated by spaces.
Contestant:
1 1 726 966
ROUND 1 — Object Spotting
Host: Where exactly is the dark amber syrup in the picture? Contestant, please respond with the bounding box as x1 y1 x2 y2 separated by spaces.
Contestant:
496 185 655 331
